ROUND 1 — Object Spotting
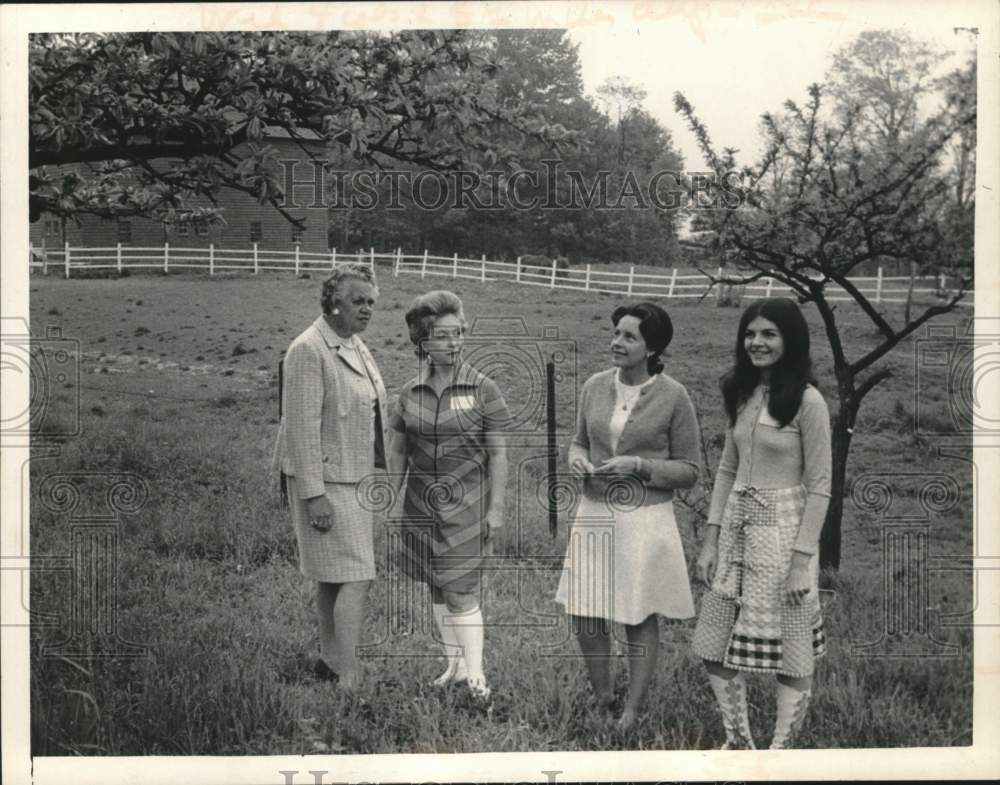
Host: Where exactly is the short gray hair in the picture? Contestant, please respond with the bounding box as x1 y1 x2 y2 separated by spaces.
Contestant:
405 290 466 356
321 263 379 315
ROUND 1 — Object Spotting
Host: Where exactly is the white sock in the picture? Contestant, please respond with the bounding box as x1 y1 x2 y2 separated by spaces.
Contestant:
447 605 489 697
771 682 811 749
431 603 466 685
707 671 755 749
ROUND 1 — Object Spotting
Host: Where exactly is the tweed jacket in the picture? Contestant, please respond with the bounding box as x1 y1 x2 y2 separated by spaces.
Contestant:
568 369 701 508
272 315 389 499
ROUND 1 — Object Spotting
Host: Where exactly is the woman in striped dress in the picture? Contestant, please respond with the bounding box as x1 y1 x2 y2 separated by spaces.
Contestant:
692 298 832 749
386 291 510 698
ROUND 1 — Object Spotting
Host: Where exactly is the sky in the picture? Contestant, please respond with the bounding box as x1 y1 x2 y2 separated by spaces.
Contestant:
567 5 978 170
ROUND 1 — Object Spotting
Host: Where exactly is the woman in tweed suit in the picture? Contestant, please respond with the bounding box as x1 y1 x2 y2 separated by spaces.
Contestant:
556 301 701 731
692 298 831 749
273 263 389 689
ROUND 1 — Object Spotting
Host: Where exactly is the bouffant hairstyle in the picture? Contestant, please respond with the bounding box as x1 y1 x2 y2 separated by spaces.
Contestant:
320 263 379 316
721 298 817 428
404 290 467 357
611 301 674 375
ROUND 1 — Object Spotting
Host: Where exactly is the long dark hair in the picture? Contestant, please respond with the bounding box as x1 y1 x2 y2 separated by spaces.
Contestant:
611 302 674 375
721 298 816 427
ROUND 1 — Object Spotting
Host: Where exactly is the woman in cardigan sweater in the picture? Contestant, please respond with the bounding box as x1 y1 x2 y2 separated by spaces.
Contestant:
692 298 832 750
555 301 701 731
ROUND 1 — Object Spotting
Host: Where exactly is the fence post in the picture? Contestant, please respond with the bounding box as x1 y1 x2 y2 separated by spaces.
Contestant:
516 256 522 284
331 247 337 271
116 242 122 274
452 252 458 279
253 242 259 274
585 263 591 292
550 258 557 288
875 266 883 304
164 242 170 274
42 242 48 276
64 242 71 279
627 265 635 296
668 268 677 297
209 243 215 275
294 244 300 276
480 253 487 283
765 276 774 297
394 248 401 277
421 249 428 279
939 271 947 293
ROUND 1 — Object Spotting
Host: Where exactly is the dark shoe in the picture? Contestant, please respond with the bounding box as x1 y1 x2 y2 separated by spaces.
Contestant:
313 658 341 684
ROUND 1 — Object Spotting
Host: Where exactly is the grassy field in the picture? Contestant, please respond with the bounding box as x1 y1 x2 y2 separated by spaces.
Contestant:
26 269 973 754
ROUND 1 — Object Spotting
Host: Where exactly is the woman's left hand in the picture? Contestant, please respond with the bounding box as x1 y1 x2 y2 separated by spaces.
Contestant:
784 563 812 606
594 456 642 475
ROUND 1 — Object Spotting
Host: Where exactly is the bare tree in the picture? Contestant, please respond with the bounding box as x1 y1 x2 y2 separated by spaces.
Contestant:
674 79 974 569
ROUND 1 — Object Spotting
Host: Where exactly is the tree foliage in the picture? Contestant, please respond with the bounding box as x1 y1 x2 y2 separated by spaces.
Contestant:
29 30 568 225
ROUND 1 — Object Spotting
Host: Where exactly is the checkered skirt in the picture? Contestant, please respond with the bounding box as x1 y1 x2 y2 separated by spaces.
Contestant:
691 484 826 677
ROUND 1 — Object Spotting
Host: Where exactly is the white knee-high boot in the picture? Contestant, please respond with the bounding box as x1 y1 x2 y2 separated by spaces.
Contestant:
770 682 811 749
431 603 466 686
707 671 756 749
447 605 489 698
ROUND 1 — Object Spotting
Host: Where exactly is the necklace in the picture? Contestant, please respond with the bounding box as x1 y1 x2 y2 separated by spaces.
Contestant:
615 376 645 411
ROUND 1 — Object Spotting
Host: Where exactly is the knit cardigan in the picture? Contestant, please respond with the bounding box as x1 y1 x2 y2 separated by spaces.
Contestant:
568 369 701 507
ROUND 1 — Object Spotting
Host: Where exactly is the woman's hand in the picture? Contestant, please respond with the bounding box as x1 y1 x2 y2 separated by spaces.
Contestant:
569 456 595 478
784 552 813 606
483 507 504 557
306 495 334 533
593 456 642 475
696 540 718 585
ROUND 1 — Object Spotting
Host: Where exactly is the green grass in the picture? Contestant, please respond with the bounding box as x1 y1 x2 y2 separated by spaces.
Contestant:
27 271 973 753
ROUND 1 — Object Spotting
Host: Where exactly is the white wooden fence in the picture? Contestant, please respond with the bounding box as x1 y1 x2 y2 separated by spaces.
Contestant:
27 242 972 307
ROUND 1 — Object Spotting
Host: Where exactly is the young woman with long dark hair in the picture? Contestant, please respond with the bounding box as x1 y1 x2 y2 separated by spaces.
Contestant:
692 298 832 749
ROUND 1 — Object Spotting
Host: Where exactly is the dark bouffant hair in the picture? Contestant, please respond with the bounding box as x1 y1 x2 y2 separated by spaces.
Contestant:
611 301 674 375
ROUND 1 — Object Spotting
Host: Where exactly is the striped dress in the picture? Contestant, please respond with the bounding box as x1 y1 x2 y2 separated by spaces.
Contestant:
389 362 510 592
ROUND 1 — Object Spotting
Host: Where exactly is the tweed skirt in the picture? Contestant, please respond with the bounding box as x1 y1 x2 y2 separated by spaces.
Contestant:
691 484 826 677
554 497 695 625
287 476 375 583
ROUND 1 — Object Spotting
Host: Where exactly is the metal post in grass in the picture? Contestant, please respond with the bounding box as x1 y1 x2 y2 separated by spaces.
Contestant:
253 242 259 274
765 276 774 297
547 358 558 539
394 248 402 277
64 241 70 279
421 249 428 279
627 265 635 296
667 267 677 297
585 264 591 292
550 258 557 288
516 256 522 284
452 252 458 279
294 243 300 276
42 243 48 276
278 357 288 506
164 242 169 274
939 271 947 294
370 247 375 271
481 253 487 283
875 266 883 304
116 242 122 274
209 243 215 276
